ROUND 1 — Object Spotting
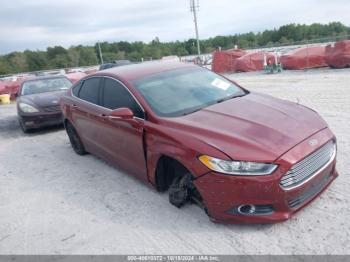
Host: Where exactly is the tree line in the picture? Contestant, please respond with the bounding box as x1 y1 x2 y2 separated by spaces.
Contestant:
0 22 349 75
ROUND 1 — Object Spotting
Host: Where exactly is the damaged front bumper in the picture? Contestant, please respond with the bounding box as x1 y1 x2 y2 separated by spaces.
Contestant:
193 128 339 224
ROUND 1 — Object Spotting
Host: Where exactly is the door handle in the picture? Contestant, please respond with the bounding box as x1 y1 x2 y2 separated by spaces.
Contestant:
91 113 108 120
99 114 108 120
71 104 80 112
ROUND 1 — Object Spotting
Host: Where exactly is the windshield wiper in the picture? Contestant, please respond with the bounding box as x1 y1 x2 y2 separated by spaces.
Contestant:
182 107 204 116
216 93 246 104
182 93 247 116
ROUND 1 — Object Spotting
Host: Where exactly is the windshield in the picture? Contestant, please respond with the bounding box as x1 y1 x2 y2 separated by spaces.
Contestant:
21 78 72 96
131 67 246 117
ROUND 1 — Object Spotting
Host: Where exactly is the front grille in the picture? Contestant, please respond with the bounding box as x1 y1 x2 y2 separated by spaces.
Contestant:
288 171 332 208
43 105 61 112
280 140 336 189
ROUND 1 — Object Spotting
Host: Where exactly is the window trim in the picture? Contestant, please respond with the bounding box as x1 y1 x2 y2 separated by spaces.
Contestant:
71 75 146 120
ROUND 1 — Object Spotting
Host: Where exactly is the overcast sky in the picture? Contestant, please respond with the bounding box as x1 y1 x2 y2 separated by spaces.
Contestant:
0 0 349 54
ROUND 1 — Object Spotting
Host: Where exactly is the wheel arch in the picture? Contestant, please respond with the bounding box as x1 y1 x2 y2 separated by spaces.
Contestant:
145 130 229 191
154 154 193 192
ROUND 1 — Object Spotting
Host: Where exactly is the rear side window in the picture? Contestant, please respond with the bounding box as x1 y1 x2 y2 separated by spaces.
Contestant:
78 78 101 105
72 81 82 97
102 78 144 118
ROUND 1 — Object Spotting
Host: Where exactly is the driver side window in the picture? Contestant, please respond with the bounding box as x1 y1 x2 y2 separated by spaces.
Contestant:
102 78 144 119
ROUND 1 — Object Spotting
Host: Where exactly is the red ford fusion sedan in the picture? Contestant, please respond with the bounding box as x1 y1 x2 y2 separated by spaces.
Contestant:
60 61 338 223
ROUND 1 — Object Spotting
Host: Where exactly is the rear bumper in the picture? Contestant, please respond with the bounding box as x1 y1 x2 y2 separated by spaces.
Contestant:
194 128 339 224
20 112 63 129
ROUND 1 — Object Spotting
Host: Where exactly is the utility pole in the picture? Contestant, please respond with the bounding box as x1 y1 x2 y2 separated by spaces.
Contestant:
190 0 201 63
98 42 104 64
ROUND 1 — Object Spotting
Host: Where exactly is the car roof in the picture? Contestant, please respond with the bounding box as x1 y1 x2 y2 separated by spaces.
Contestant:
99 61 197 81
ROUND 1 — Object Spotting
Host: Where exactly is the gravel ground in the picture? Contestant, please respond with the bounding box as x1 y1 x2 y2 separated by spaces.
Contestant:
0 68 349 255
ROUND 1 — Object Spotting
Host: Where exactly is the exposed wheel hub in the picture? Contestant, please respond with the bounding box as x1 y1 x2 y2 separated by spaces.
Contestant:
169 175 190 208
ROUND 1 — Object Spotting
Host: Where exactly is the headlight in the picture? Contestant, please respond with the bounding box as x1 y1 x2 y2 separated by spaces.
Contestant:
19 103 39 113
199 155 278 176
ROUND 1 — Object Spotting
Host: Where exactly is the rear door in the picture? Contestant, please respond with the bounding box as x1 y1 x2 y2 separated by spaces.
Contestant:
70 77 104 152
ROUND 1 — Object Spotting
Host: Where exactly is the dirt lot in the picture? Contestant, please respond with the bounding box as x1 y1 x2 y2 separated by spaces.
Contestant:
0 68 349 254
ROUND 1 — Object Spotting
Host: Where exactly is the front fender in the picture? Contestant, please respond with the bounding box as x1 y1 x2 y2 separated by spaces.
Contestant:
145 122 230 186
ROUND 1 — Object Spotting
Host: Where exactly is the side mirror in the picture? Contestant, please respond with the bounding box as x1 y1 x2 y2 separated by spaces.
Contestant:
109 107 134 120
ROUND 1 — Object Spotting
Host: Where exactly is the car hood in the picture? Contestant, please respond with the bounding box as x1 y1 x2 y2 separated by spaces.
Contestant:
18 91 66 108
165 92 328 162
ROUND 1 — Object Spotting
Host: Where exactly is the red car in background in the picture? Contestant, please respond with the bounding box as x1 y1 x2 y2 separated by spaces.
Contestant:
65 72 87 84
60 61 338 223
0 75 35 98
0 81 6 95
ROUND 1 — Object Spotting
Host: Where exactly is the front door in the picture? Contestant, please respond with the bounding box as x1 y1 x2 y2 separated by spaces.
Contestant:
97 77 148 182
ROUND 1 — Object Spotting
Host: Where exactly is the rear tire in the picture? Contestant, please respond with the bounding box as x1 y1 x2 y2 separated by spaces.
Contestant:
65 122 87 155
